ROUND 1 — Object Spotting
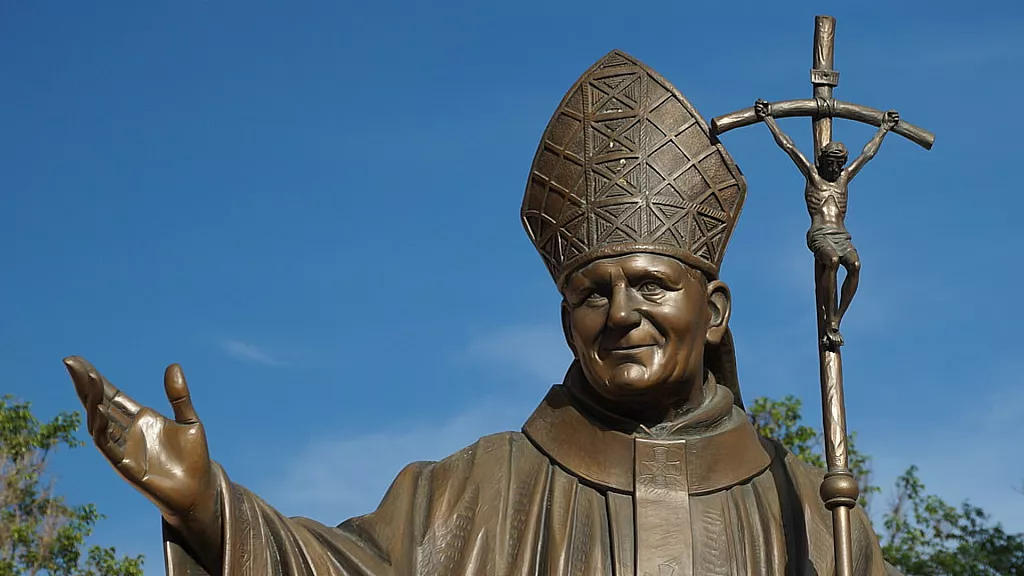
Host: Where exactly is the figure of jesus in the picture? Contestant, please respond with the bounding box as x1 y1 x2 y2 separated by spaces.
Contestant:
754 99 899 349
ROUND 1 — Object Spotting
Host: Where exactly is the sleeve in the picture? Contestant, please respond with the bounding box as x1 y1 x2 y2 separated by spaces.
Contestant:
163 461 434 576
774 444 899 576
851 502 901 576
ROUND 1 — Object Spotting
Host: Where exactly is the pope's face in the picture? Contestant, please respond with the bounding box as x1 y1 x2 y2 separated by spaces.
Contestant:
561 253 730 404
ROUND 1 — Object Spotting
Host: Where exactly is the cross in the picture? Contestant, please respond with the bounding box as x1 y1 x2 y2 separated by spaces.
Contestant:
709 15 934 576
639 446 682 489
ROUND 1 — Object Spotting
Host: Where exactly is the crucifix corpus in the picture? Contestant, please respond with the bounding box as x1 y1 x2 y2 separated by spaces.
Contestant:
712 15 934 576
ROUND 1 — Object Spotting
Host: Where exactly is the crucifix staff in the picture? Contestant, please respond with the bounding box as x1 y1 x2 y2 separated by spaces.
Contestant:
710 15 934 576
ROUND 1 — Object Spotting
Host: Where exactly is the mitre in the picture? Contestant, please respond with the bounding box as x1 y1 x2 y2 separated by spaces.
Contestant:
522 49 747 287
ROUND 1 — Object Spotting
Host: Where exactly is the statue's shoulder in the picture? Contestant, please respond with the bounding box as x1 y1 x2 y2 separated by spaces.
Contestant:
425 430 546 486
433 430 538 467
758 435 829 484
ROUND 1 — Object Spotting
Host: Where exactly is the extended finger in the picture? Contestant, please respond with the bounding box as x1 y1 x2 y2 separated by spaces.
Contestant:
64 356 101 412
164 364 199 425
65 357 106 435
91 397 127 465
97 372 142 417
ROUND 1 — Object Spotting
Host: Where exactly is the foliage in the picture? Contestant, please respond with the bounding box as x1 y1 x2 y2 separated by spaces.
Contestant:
0 395 144 576
748 395 879 509
882 466 1024 575
749 395 1024 575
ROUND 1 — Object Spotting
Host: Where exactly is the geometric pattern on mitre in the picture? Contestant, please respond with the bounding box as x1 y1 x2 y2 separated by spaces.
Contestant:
522 49 747 283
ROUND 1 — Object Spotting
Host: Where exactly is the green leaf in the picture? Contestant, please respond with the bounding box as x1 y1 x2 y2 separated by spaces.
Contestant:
749 395 1024 574
0 395 145 575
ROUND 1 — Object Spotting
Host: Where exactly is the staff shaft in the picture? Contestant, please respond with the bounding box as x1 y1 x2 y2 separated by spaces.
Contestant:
812 16 857 576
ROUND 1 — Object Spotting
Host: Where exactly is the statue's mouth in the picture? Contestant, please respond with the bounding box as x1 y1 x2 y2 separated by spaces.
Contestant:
605 343 656 353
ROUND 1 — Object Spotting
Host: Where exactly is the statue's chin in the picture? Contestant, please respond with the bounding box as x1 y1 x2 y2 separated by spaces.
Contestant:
586 363 667 401
610 363 651 388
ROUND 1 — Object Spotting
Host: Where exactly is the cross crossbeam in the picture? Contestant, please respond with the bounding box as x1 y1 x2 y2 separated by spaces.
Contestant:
711 98 935 150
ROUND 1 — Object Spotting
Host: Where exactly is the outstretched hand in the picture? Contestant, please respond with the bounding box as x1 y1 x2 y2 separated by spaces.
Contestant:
64 357 217 527
881 110 900 131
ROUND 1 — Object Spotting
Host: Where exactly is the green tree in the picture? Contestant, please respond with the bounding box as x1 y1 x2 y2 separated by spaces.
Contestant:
748 395 879 510
0 395 144 576
882 466 1024 575
749 395 1024 575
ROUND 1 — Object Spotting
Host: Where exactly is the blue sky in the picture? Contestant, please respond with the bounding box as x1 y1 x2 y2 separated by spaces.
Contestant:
3 0 1023 572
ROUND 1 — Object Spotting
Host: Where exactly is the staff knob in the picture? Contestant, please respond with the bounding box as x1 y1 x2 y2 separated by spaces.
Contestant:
820 470 859 510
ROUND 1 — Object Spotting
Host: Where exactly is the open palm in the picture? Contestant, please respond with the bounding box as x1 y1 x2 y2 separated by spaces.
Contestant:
64 357 214 521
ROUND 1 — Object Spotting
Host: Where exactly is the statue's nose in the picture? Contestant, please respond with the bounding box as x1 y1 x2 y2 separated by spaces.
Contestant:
606 287 641 330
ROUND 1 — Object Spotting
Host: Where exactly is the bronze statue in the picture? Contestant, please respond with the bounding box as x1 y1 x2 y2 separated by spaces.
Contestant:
67 36 916 576
752 98 900 349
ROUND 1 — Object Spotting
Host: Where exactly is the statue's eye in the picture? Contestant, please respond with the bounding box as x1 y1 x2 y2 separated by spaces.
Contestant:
639 281 663 294
584 292 606 305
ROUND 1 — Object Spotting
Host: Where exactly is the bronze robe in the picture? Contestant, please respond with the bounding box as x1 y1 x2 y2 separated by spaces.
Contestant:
165 371 897 576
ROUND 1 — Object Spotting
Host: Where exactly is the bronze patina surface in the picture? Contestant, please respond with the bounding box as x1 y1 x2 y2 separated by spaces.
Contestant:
67 18 923 575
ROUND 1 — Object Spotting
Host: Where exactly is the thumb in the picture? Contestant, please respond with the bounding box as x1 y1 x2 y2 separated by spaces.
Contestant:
164 364 199 425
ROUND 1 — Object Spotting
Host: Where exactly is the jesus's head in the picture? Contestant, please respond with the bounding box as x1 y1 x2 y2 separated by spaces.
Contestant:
818 142 848 182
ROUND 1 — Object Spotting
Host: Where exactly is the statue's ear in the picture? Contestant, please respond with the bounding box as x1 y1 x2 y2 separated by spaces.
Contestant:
560 301 578 357
706 280 732 346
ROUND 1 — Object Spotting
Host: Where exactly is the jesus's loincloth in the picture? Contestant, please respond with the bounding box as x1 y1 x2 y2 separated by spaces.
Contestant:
807 225 856 259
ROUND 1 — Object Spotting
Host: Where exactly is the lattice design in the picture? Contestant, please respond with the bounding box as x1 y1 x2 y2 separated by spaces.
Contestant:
522 50 747 284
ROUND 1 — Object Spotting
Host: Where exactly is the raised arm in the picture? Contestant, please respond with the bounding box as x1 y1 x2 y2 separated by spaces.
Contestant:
846 110 899 180
754 99 814 178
